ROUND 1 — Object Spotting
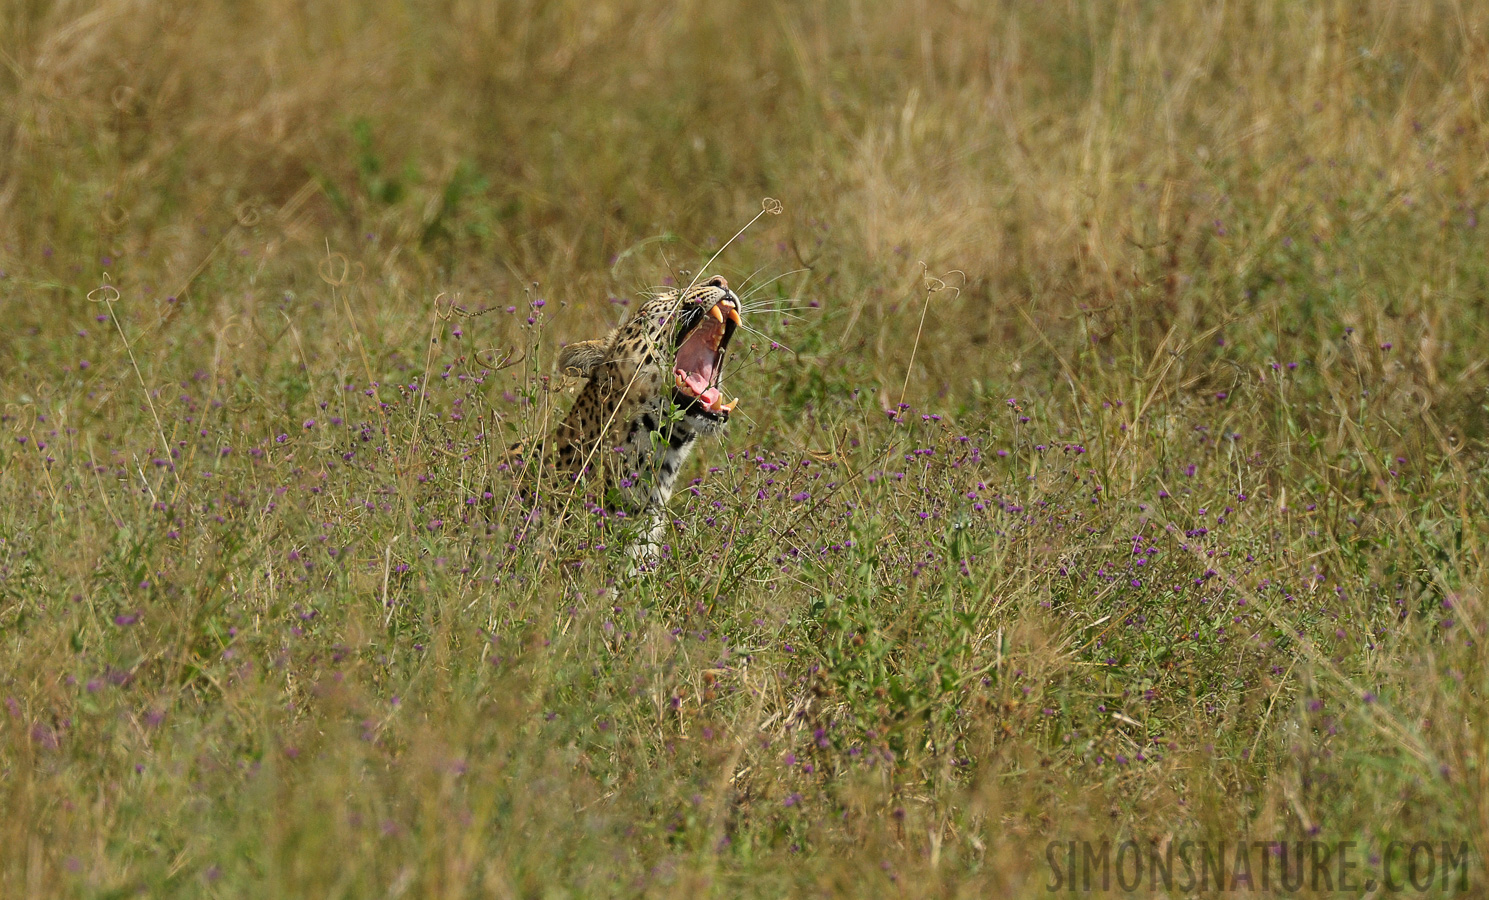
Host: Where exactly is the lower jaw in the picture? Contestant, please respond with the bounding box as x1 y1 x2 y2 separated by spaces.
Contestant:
671 390 729 423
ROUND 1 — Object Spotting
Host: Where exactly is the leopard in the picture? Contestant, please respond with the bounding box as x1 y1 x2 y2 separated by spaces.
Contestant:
532 275 742 557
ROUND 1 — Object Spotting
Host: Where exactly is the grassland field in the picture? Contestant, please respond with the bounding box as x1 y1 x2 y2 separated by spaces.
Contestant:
2 0 1489 896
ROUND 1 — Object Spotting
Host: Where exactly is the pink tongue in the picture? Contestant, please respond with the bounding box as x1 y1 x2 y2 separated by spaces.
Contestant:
674 366 722 410
678 368 710 395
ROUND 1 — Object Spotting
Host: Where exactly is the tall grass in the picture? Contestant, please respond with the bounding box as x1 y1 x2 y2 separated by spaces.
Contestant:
2 0 1487 895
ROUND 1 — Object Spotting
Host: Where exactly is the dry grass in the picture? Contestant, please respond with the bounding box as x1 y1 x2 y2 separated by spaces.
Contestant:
2 0 1488 896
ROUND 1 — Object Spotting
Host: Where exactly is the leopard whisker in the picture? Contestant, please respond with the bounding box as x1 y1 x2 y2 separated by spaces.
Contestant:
740 268 809 301
740 297 809 313
740 299 807 310
738 299 810 309
734 262 773 293
734 323 800 357
720 353 761 383
743 311 805 324
720 341 789 385
740 305 807 318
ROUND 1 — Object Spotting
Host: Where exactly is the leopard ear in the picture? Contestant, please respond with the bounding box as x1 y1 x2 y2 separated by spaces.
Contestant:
557 340 607 377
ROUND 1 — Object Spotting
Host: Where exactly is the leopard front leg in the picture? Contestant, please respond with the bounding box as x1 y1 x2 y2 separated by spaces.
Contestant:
626 508 668 571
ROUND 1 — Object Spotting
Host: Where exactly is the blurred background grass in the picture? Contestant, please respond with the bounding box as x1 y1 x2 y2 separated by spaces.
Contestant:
1 0 1488 896
5 0 1485 415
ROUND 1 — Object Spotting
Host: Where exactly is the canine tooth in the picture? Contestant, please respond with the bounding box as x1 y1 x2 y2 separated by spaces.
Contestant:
707 305 724 323
720 399 736 412
725 306 741 326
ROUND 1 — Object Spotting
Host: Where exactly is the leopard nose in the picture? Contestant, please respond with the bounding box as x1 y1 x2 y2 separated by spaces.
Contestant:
705 275 728 290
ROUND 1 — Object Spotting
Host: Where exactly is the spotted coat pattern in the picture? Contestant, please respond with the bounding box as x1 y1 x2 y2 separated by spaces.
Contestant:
548 276 739 550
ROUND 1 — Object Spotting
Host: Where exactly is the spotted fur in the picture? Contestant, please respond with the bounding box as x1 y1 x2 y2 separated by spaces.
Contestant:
548 275 740 553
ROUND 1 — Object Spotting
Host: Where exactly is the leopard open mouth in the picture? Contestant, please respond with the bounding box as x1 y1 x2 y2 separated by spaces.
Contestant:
672 293 740 420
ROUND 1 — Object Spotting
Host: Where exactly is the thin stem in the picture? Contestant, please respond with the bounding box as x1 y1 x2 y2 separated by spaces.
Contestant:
106 295 179 490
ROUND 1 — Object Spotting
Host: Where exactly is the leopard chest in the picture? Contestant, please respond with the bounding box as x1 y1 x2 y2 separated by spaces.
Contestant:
614 401 701 512
552 370 700 514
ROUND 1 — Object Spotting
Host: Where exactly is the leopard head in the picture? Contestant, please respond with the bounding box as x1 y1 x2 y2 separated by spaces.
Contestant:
557 274 742 432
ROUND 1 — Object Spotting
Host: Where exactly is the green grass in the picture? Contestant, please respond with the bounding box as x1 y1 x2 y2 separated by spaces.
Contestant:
2 0 1488 896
